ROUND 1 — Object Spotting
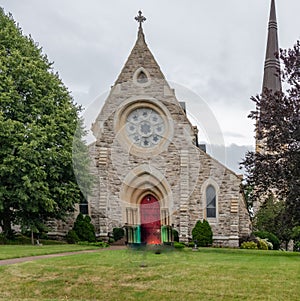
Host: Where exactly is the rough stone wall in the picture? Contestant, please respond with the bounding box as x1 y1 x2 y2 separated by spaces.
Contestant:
88 78 251 246
87 28 251 246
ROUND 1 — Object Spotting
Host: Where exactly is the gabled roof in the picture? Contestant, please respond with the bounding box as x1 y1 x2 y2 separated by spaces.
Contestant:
114 25 165 85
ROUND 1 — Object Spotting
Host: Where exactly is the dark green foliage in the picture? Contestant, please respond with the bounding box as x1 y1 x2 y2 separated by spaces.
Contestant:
253 230 280 250
0 9 93 238
172 229 179 242
0 233 7 244
192 220 213 247
66 230 80 244
241 41 300 245
73 213 96 242
173 241 185 249
112 227 125 241
187 241 195 248
253 195 291 248
291 226 300 251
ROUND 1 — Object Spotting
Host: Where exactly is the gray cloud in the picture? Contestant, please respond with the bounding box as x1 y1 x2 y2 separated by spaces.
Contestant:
1 0 299 150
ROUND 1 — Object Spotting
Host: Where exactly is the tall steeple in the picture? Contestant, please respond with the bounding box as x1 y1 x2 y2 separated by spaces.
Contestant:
262 0 281 93
256 0 282 153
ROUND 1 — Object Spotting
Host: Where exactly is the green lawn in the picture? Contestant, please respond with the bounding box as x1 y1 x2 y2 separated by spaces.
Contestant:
0 244 99 260
0 248 299 301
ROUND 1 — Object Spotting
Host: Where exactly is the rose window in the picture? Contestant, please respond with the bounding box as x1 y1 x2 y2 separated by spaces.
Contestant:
126 108 166 148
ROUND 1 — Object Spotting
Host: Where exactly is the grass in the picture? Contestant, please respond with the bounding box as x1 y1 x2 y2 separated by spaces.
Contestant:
0 247 299 300
0 244 99 260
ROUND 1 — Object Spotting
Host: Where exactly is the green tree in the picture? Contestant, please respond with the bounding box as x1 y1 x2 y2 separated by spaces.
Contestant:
291 226 300 251
242 41 300 245
0 9 92 241
192 220 213 247
72 213 96 242
112 227 125 242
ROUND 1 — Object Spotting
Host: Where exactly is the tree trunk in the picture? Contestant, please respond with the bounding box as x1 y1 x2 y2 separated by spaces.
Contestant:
31 229 34 245
1 211 13 239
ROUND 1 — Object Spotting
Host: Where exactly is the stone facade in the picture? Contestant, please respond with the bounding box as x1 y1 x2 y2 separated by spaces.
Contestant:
87 25 251 247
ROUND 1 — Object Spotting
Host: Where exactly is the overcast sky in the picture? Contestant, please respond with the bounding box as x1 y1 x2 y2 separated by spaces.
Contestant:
1 0 299 173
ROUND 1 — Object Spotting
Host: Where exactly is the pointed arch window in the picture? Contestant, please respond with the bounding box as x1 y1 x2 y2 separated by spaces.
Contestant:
137 70 148 83
133 67 151 87
206 185 216 218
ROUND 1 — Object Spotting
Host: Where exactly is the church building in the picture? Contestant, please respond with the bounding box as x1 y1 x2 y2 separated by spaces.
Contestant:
83 6 267 247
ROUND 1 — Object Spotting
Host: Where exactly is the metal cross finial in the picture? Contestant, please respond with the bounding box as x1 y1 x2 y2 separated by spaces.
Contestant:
135 10 146 28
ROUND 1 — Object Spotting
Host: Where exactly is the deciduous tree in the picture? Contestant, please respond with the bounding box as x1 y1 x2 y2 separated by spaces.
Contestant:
242 41 300 243
0 9 92 240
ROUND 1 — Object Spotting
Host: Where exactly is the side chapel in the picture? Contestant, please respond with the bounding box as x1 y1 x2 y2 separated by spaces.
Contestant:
83 7 268 247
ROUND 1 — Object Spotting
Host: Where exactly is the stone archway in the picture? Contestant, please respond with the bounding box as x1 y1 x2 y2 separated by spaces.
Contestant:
140 194 161 244
120 164 173 244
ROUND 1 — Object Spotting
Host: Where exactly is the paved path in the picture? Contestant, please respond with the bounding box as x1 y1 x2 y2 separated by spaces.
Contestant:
0 245 126 266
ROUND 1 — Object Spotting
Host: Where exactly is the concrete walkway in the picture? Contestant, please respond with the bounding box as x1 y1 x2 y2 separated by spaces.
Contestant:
0 245 126 266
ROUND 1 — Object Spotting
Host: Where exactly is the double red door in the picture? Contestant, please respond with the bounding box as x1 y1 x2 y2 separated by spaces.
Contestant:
140 195 161 244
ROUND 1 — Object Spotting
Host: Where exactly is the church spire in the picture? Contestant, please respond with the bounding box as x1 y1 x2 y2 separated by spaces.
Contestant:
256 0 281 153
262 0 281 93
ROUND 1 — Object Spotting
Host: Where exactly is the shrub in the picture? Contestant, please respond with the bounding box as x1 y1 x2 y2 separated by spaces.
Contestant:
172 229 179 242
253 231 280 250
240 241 258 249
294 241 300 252
174 241 185 249
192 220 213 247
257 238 268 250
73 213 96 242
187 241 195 248
0 233 8 244
263 239 273 250
66 230 80 244
112 227 125 241
78 241 109 248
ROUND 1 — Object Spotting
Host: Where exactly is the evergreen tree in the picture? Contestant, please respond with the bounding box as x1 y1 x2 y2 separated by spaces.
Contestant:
73 213 96 242
0 9 92 239
192 220 213 247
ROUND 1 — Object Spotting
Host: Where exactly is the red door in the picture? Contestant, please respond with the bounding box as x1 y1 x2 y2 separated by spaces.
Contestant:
140 195 161 244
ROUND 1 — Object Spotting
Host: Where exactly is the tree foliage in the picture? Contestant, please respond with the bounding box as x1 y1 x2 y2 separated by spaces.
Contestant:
242 41 300 236
0 9 92 238
112 227 125 242
72 213 96 242
192 220 213 247
253 229 280 250
252 194 289 245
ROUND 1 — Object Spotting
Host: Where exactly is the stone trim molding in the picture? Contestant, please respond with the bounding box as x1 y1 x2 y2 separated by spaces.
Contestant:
201 177 220 223
120 163 173 225
114 96 174 157
133 67 152 87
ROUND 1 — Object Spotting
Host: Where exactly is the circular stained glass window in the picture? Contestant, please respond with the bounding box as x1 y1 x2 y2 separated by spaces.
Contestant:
126 108 166 148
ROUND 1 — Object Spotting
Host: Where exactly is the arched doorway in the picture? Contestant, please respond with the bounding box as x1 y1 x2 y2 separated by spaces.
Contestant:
140 194 161 244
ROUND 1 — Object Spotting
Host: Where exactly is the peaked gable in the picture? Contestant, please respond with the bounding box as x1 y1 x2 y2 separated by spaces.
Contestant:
115 27 165 85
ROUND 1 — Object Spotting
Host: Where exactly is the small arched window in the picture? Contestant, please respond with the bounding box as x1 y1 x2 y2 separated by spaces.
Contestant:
206 185 216 218
137 71 148 83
